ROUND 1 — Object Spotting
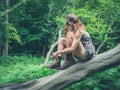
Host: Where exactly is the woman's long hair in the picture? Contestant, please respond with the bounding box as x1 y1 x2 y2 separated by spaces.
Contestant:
64 14 86 36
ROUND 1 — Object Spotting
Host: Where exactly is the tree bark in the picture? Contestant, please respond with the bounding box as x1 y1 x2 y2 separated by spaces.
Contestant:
0 44 120 90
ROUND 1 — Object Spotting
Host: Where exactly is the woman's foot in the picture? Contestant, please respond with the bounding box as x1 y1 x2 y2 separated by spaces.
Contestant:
46 56 61 69
60 54 76 70
47 61 60 69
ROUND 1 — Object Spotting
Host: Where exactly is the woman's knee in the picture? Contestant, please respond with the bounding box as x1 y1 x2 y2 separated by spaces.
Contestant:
59 37 66 45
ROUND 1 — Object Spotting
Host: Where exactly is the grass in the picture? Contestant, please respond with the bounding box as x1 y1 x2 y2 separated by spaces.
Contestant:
0 55 57 84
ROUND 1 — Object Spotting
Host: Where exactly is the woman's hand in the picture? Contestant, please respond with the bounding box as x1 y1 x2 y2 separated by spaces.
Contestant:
51 51 58 58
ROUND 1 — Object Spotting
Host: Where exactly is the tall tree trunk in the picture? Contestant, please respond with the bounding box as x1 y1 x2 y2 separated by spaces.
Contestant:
42 40 46 56
0 29 2 54
3 0 9 57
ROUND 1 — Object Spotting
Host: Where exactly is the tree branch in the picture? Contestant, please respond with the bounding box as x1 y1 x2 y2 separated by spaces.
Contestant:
0 0 29 17
44 28 62 64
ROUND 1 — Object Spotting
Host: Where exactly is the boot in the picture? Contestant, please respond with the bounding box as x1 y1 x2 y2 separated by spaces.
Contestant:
47 56 61 69
60 53 76 70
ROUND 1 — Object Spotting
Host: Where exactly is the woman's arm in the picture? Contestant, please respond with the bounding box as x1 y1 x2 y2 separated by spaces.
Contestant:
52 30 81 57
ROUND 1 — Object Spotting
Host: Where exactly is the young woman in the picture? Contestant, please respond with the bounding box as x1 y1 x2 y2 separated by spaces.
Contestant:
47 14 96 70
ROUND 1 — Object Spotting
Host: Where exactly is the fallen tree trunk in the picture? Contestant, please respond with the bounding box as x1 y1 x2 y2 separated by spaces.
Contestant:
0 44 120 90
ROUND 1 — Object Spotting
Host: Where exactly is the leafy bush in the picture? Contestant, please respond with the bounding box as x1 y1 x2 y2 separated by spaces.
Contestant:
0 56 57 84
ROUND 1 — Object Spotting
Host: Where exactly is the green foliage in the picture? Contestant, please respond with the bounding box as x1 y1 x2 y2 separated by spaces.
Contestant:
0 21 21 56
0 21 7 46
6 23 22 44
9 0 58 54
0 56 57 84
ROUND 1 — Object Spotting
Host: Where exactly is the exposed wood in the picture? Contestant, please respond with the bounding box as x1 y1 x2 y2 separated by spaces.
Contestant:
0 44 120 90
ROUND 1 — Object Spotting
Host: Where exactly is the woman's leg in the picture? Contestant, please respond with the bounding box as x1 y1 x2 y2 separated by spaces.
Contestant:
57 37 66 57
47 37 66 69
72 41 86 60
60 32 76 70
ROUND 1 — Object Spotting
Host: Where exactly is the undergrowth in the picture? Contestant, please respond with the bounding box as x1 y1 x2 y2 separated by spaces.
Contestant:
0 56 57 84
0 56 120 90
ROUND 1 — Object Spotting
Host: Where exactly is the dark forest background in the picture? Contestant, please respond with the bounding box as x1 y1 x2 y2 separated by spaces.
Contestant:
0 0 120 90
